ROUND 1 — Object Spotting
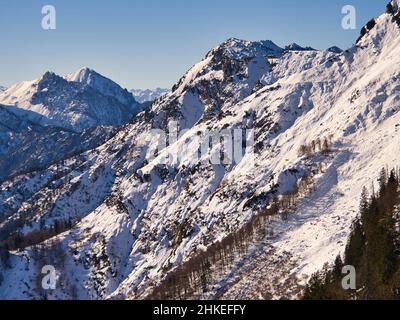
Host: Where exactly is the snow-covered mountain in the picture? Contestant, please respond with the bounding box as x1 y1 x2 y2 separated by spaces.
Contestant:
326 46 343 54
0 68 143 182
131 88 170 104
284 43 316 51
0 102 115 182
0 86 6 92
0 68 141 132
66 67 138 108
1 3 400 300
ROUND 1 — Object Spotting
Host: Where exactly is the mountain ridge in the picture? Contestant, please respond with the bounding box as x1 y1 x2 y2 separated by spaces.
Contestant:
0 5 400 300
0 68 141 132
0 68 143 183
131 88 170 104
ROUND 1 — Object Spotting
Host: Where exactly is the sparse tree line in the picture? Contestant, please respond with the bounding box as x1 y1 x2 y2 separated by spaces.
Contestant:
0 168 72 224
298 136 333 158
303 167 400 300
147 166 322 299
0 218 74 252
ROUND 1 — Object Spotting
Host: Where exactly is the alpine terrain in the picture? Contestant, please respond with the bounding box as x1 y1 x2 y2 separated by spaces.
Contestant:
0 67 142 182
1 1 400 300
131 88 170 104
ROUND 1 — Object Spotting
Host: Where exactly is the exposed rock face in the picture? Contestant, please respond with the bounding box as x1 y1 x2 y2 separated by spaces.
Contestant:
131 88 170 104
0 68 142 182
1 6 400 301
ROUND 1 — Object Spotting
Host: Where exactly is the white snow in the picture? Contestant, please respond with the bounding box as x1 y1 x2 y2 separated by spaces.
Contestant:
131 88 170 104
1 8 400 300
0 69 141 132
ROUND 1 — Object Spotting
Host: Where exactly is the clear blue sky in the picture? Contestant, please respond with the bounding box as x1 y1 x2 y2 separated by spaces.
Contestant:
0 0 388 90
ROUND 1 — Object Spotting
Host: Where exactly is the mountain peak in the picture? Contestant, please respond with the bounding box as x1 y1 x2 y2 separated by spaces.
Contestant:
66 67 138 107
66 66 102 83
392 0 400 11
131 87 170 103
79 66 92 72
285 43 316 51
209 37 283 60
326 46 343 54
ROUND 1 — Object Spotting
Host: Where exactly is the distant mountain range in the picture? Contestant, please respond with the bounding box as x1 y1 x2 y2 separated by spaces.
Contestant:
0 67 143 182
131 88 170 103
0 1 400 301
0 67 141 132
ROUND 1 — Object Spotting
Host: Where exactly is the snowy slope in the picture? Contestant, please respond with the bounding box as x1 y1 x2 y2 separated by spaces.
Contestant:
285 43 316 51
326 46 343 54
1 4 400 301
0 102 115 182
131 88 170 104
66 67 138 107
0 68 142 183
0 68 142 181
0 69 141 132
